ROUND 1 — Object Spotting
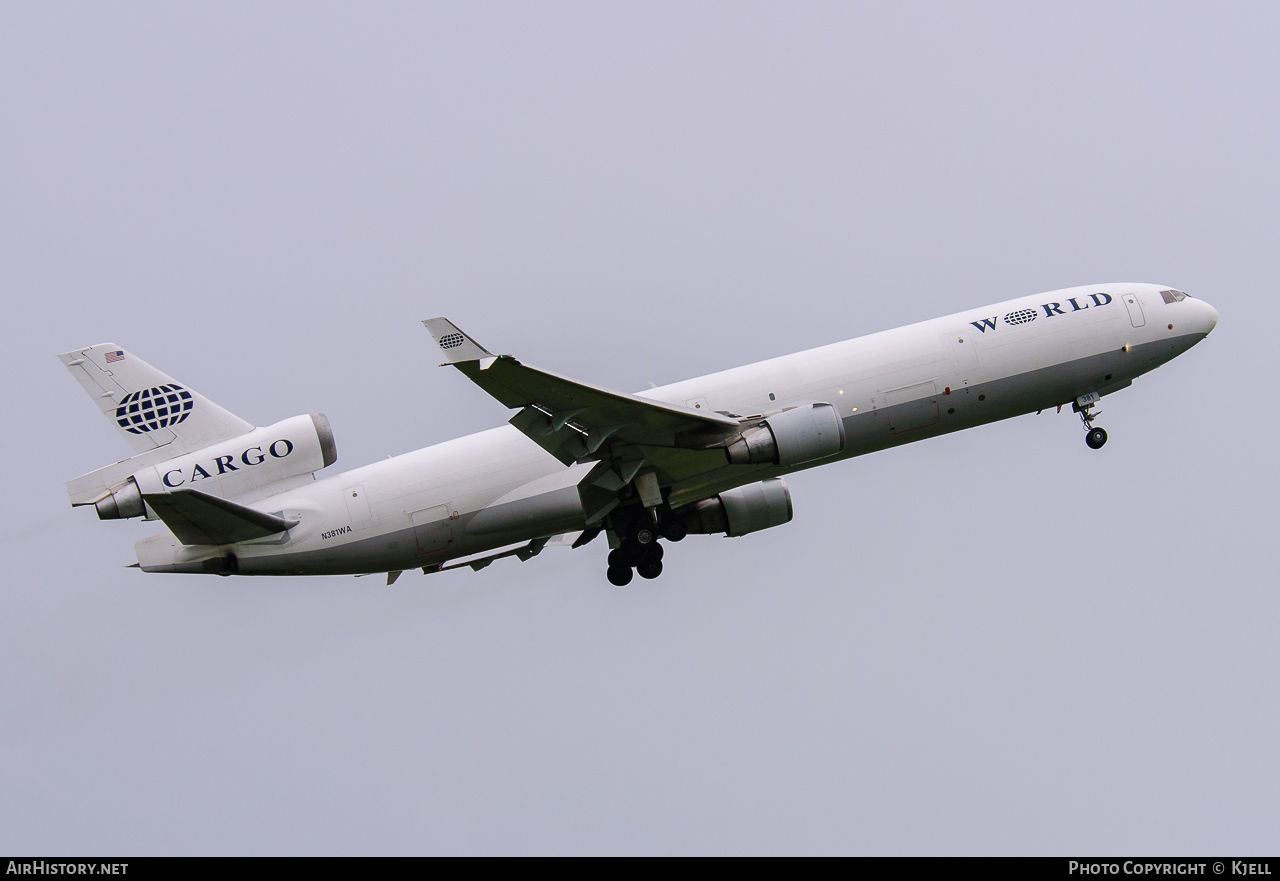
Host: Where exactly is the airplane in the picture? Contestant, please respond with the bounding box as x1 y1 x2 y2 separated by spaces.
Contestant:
61 283 1218 586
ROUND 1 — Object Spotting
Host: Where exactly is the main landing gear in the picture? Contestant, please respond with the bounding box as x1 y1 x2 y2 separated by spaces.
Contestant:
605 511 685 586
1074 394 1108 450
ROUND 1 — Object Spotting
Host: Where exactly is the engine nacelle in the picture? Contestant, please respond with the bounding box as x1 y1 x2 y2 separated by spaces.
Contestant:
96 413 337 520
678 477 793 537
725 403 846 466
95 479 145 520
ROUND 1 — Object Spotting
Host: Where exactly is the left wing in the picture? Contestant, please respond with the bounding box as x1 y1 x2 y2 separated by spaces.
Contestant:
423 317 740 466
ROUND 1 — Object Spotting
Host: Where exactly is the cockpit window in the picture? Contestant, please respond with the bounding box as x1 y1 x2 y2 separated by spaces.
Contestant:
1160 289 1188 304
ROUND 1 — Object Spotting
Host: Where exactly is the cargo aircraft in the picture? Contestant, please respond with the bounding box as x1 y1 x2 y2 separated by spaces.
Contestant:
62 283 1217 586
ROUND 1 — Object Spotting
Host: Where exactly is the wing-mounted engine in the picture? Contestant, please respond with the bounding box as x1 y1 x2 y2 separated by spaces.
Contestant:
84 413 337 521
677 477 794 537
725 403 846 466
423 319 846 550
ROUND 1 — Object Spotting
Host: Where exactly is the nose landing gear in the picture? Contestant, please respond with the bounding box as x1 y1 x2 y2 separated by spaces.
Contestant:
1073 393 1108 449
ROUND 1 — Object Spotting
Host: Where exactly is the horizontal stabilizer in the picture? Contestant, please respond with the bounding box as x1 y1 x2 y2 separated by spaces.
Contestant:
142 489 298 546
423 318 494 364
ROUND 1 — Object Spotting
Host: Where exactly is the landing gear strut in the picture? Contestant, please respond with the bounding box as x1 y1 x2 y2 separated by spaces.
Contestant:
1074 395 1108 450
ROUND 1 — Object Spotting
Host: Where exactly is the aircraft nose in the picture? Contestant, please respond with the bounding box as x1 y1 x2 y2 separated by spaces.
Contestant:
1198 299 1219 334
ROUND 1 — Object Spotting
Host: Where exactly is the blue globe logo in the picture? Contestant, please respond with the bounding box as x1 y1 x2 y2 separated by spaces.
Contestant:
116 384 194 434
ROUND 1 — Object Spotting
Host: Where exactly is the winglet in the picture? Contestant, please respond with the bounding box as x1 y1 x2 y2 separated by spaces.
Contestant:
423 318 493 364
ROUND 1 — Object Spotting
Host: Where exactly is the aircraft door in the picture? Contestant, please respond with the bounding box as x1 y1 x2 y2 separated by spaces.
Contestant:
884 381 940 433
948 331 979 371
1123 293 1146 327
412 505 454 555
345 485 371 522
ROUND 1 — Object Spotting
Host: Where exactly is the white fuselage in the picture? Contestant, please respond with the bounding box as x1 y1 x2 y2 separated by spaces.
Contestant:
134 283 1218 575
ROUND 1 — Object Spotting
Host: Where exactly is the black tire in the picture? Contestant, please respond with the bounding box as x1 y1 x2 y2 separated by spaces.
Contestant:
628 521 657 547
621 538 648 566
607 565 634 586
642 542 664 564
660 516 688 542
608 548 631 570
636 559 663 580
1086 427 1108 449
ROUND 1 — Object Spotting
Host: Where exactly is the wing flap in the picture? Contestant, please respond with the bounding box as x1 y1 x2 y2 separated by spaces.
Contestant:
142 489 298 546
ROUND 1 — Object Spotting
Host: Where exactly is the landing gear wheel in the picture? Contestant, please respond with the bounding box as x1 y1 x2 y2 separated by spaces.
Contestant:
607 565 634 586
621 538 649 565
608 548 631 570
636 559 663 580
628 520 657 547
660 515 687 542
1086 427 1108 449
642 542 664 564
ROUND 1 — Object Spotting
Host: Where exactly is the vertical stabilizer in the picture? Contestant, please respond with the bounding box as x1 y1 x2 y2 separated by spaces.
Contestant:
58 344 255 456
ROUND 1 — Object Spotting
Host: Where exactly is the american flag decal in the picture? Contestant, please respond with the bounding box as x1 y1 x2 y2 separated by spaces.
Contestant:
105 350 124 363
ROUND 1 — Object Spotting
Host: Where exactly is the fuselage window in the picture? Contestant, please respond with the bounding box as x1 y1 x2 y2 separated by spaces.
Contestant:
1160 289 1189 304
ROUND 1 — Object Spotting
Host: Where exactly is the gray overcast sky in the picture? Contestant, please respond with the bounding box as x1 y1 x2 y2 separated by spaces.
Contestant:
2 1 1277 855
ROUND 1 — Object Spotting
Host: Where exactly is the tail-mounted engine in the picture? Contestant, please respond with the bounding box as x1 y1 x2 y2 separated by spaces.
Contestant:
93 413 337 520
725 403 845 466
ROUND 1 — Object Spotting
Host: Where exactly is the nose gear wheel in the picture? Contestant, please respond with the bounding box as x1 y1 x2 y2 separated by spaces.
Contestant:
1074 398 1108 450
